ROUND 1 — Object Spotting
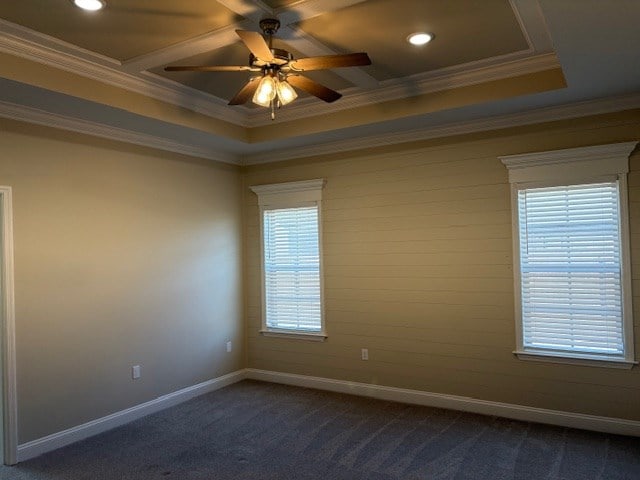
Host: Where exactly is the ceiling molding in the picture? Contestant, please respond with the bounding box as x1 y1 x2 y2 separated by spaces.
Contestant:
3 91 638 170
215 0 273 20
135 72 249 125
0 101 240 165
0 0 555 130
509 0 554 53
0 20 247 126
509 0 554 52
276 0 369 24
121 22 254 74
246 51 559 127
0 17 120 67
241 93 640 165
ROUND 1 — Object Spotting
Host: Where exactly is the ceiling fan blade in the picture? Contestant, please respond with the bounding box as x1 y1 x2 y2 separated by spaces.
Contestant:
164 65 254 72
228 79 260 105
286 75 342 103
235 30 274 62
289 53 371 72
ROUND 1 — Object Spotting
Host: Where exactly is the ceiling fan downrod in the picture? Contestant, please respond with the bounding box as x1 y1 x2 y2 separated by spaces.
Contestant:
259 18 280 49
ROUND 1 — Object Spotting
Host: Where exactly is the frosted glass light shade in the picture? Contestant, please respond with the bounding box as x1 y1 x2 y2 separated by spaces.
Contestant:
252 76 277 107
277 80 298 105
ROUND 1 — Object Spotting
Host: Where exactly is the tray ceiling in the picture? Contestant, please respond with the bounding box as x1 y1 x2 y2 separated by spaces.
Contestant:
0 0 552 110
0 0 242 61
297 0 529 81
3 0 637 165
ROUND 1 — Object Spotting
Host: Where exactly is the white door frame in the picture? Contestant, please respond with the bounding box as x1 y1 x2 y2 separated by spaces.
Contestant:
0 186 18 465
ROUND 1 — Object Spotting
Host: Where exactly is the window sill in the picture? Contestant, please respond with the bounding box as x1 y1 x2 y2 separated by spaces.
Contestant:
260 330 327 342
513 350 637 369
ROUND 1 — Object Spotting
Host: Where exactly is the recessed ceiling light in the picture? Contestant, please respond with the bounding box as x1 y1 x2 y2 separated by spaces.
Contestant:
73 0 106 11
407 32 434 46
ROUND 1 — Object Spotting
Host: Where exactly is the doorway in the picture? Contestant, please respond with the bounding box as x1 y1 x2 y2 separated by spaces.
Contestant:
0 186 17 465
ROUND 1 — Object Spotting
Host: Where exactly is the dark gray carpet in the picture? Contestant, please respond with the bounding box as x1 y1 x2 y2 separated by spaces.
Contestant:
2 380 639 479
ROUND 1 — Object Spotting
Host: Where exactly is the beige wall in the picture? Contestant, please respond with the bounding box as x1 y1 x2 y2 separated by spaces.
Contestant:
243 109 640 421
3 107 640 447
0 119 244 444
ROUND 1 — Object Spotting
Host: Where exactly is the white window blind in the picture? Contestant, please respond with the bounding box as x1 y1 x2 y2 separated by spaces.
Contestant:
263 206 321 331
518 182 624 357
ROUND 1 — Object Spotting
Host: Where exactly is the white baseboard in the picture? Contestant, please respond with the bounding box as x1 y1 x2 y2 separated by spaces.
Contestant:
245 368 640 437
16 367 640 464
17 369 247 462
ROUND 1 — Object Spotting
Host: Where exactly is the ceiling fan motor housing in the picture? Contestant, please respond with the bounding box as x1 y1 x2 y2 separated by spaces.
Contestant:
259 18 280 36
250 49 292 68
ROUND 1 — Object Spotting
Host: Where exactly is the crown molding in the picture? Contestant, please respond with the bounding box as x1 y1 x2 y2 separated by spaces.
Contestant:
135 72 249 126
241 93 640 165
4 90 637 170
276 0 369 24
0 19 247 127
245 0 557 126
246 51 559 127
509 0 553 52
0 10 555 130
0 101 240 165
121 20 255 74
0 17 120 67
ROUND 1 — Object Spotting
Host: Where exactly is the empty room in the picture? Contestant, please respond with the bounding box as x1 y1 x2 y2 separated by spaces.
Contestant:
0 0 639 478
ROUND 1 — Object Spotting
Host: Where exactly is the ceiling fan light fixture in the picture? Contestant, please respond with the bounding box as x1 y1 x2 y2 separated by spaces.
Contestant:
407 32 434 46
252 75 277 107
73 0 106 11
165 19 371 116
276 79 298 106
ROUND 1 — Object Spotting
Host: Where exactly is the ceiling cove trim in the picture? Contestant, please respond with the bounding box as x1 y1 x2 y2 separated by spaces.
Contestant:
509 0 554 52
0 101 240 165
275 0 368 25
0 19 247 127
0 17 120 67
2 94 637 168
0 14 555 130
244 0 555 125
246 52 560 126
121 21 254 74
241 93 640 165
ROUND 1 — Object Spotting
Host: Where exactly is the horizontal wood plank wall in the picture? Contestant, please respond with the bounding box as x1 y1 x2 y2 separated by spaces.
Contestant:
242 110 640 421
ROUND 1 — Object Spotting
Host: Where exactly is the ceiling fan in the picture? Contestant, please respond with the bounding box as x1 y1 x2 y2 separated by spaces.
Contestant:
164 18 372 119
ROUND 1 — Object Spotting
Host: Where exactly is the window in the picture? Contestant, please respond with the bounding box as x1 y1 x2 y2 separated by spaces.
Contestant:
250 179 326 340
501 142 637 368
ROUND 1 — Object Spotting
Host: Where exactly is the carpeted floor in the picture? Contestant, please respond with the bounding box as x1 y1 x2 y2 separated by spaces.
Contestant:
2 380 639 479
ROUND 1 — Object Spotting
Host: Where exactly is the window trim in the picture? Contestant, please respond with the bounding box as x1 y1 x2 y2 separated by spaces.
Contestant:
250 179 327 340
501 142 638 368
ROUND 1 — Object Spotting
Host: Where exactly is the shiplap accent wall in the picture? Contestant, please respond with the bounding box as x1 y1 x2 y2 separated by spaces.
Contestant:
243 110 640 421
